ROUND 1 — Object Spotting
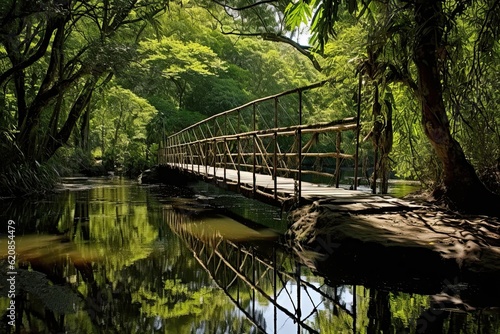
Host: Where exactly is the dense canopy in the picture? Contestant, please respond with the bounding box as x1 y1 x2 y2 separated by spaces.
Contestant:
1 0 499 216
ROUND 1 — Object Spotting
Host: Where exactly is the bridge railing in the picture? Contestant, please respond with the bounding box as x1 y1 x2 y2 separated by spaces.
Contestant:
158 80 360 204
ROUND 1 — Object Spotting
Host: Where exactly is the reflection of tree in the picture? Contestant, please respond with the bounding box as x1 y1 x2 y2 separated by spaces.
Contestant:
2 183 500 333
367 289 391 333
2 183 261 333
74 191 90 241
0 191 70 235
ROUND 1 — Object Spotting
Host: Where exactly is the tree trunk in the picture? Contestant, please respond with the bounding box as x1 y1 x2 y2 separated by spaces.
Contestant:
371 83 383 194
80 103 91 151
43 76 96 161
379 98 393 194
413 0 500 216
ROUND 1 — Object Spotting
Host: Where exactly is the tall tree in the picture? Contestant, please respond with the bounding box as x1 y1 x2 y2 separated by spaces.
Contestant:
273 0 500 215
0 0 169 164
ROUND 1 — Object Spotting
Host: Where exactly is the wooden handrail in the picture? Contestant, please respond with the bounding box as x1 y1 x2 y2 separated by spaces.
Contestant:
167 79 336 139
159 79 360 204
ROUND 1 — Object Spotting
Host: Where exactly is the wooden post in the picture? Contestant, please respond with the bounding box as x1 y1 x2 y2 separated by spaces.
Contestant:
372 147 378 194
197 141 202 174
335 132 341 188
205 141 209 177
190 130 194 172
223 138 227 183
237 110 241 188
237 136 241 188
168 137 172 165
298 90 303 204
179 141 182 169
165 138 169 165
354 73 362 190
273 247 277 333
169 137 173 167
252 247 256 317
253 104 257 195
273 97 278 199
353 284 357 333
174 137 177 167
213 139 217 183
296 262 302 320
177 136 181 168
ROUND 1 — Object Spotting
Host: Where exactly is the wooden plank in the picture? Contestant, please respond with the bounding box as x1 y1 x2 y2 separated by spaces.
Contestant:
167 163 420 212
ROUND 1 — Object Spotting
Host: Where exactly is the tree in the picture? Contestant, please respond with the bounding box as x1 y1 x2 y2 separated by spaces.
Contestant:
279 0 500 215
0 0 169 165
91 85 157 173
138 36 226 109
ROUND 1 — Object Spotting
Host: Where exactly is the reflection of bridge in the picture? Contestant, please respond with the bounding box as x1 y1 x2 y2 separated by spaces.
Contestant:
158 80 361 208
164 206 359 333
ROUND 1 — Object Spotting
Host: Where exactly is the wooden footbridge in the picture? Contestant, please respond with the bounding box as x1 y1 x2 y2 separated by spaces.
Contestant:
157 79 422 214
158 80 370 208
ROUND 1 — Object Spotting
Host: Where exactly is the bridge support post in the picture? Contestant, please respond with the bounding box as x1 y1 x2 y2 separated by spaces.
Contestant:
204 142 208 178
273 97 278 200
253 104 257 196
273 247 277 333
213 139 217 184
223 138 227 184
296 262 302 319
354 73 362 190
252 247 256 317
335 132 342 188
253 134 257 195
237 136 241 188
297 90 303 205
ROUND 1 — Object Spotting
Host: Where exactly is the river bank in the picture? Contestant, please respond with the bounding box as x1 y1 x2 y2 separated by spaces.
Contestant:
285 196 500 308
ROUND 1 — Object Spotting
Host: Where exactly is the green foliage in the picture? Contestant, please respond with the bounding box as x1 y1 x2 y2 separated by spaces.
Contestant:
184 77 251 116
389 292 429 330
90 85 157 175
0 160 60 197
12 0 500 195
280 0 500 193
139 37 226 79
389 87 442 184
284 1 313 29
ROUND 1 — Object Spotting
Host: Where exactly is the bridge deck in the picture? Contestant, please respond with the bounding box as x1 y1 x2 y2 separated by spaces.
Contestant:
167 163 421 212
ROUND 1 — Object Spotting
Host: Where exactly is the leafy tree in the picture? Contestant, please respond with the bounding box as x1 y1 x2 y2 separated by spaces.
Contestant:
91 85 157 174
0 0 169 165
138 36 226 108
279 0 500 215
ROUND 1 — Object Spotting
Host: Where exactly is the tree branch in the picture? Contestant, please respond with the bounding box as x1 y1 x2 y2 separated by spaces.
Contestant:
261 33 323 72
0 18 60 86
211 0 280 11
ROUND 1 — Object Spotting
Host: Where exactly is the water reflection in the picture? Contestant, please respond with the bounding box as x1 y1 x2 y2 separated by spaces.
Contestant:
0 178 499 333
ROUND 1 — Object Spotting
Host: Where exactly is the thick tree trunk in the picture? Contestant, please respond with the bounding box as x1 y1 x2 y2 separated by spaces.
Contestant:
413 0 500 216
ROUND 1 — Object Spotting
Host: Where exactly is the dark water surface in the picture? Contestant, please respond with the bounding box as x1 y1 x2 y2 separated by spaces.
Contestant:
1 178 499 333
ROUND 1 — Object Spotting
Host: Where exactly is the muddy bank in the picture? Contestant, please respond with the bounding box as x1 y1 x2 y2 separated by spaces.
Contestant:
286 198 500 302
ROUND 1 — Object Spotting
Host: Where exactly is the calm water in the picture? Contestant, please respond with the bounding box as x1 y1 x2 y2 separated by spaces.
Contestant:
0 178 499 333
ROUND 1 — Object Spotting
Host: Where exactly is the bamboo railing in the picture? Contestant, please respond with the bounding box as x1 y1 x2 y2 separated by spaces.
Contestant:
158 80 360 204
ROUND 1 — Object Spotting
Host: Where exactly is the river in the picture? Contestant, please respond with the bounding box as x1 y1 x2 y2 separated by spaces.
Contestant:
0 177 499 333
